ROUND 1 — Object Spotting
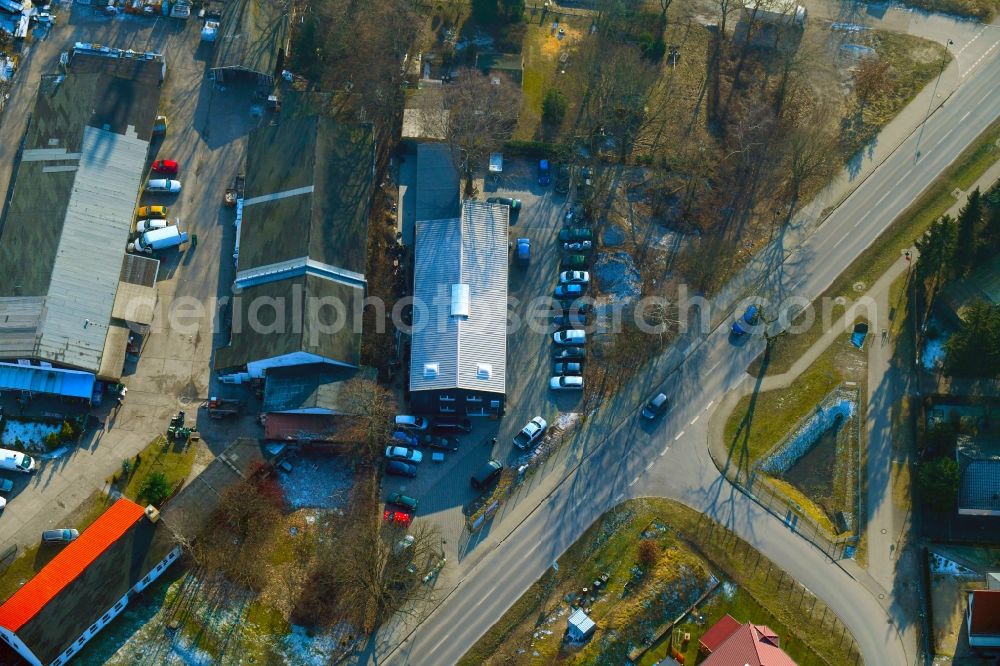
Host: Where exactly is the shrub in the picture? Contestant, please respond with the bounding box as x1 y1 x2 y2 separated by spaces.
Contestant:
59 420 76 442
918 457 960 510
140 471 172 506
637 539 660 567
44 432 61 450
542 89 567 126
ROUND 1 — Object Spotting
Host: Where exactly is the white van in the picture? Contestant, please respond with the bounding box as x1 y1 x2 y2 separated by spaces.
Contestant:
0 449 35 473
129 225 189 253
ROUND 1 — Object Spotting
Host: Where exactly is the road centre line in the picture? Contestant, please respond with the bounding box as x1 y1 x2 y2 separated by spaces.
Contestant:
690 414 700 425
660 446 669 456
675 431 685 441
645 461 655 471
707 360 721 374
521 540 544 561
614 493 625 503
960 111 970 123
833 233 848 249
629 477 639 486
705 400 714 411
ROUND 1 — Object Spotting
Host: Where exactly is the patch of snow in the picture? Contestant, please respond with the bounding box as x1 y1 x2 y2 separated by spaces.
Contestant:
929 553 978 576
554 412 580 430
39 445 73 460
279 453 355 510
923 335 947 371
593 252 641 306
280 625 344 666
1 420 59 447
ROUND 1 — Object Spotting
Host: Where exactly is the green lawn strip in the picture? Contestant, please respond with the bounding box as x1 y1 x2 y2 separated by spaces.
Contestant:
756 117 1000 377
0 490 112 602
462 499 852 666
120 436 197 505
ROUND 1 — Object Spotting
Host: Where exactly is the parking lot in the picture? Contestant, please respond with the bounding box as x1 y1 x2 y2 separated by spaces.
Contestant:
0 6 261 555
385 157 590 568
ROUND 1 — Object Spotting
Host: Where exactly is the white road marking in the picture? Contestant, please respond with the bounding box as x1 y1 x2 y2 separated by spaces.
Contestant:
660 446 669 456
614 493 625 503
690 414 700 425
645 461 655 471
629 476 639 486
833 232 848 249
705 400 715 411
964 37 1000 79
706 360 721 374
960 111 971 123
675 431 685 441
981 91 993 105
521 540 544 561
954 28 983 56
932 126 956 151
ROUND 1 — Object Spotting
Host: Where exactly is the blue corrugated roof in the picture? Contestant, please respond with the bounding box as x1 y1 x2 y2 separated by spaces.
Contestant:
0 362 95 400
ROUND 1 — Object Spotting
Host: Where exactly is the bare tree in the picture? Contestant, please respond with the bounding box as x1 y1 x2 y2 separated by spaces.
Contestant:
340 378 397 458
436 68 521 196
295 519 443 631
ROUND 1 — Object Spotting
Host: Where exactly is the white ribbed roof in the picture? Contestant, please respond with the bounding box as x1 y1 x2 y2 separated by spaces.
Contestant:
409 201 508 394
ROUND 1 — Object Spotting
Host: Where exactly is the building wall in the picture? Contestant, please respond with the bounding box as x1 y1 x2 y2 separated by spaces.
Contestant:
409 388 504 417
0 627 42 666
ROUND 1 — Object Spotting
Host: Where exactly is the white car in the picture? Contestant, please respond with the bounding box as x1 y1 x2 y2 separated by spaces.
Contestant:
146 179 181 193
550 375 584 390
394 415 429 431
135 218 172 233
513 416 547 450
385 446 423 464
553 329 586 346
558 270 589 285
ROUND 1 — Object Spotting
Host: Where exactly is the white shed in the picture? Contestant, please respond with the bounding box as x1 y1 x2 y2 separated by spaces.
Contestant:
567 608 596 642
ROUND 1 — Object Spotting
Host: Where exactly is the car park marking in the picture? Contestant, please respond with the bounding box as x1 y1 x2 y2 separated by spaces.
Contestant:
660 446 669 456
675 431 685 441
689 414 700 425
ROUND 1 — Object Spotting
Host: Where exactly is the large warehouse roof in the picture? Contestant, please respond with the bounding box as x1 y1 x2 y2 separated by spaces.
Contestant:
212 0 290 79
0 51 162 375
409 201 509 395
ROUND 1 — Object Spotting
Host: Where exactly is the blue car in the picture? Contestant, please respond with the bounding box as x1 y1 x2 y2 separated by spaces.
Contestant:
538 159 551 186
732 304 761 336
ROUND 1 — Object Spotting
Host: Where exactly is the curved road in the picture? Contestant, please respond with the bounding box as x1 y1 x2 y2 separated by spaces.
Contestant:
379 29 1000 666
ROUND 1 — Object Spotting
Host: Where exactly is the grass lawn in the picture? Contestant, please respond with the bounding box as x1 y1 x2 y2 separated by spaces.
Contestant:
756 118 1000 378
0 490 112 603
118 436 198 506
461 499 857 666
515 15 588 141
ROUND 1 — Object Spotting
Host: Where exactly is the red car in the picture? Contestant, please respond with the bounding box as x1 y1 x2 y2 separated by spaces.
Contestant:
151 159 179 175
383 509 412 528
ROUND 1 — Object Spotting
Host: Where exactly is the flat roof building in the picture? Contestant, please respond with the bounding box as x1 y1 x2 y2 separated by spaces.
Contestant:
409 201 509 416
215 115 375 379
0 46 164 387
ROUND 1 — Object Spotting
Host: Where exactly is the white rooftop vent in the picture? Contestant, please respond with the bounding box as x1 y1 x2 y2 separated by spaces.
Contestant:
451 283 470 317
423 363 439 379
477 363 492 379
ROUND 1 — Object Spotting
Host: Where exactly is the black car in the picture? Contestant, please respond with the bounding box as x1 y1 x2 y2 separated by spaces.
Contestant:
471 459 503 490
386 460 418 478
554 164 571 194
641 393 670 420
553 347 586 361
417 434 460 451
431 417 473 434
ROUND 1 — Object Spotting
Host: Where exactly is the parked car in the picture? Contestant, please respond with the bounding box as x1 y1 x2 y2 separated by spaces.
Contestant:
558 227 593 242
471 459 503 490
383 508 413 528
555 163 571 194
538 159 551 186
151 159 179 175
552 314 588 328
553 362 583 375
387 492 419 512
554 283 585 299
395 415 429 431
385 460 417 478
553 329 586 345
564 208 576 225
486 196 521 222
563 240 592 252
145 179 181 193
135 218 172 233
641 393 670 420
417 434 460 451
516 237 530 265
385 446 423 464
0 479 13 493
42 529 79 544
432 417 473 434
560 254 588 270
553 347 586 361
0 497 5 510
513 416 547 450
554 300 591 315
731 304 761 336
550 375 584 390
391 430 420 447
559 271 590 285
578 166 593 192
137 205 167 218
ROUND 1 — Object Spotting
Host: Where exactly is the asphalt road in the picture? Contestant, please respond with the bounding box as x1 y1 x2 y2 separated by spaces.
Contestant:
377 28 1000 666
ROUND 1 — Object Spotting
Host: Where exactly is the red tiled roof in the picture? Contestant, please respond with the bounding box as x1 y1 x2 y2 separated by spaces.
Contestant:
970 590 1000 635
0 498 146 632
702 622 798 666
700 614 743 652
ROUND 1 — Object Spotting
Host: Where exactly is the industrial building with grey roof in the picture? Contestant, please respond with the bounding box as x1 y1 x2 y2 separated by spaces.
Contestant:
0 47 164 390
409 201 509 416
215 115 375 379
